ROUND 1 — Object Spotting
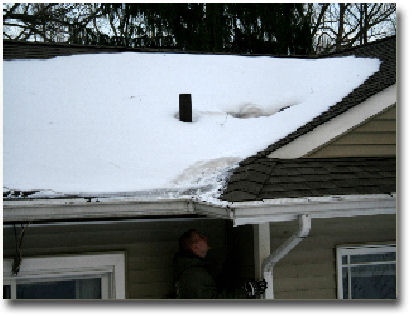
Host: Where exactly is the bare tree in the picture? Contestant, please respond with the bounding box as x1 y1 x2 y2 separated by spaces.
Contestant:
3 3 396 54
312 3 396 53
3 3 105 43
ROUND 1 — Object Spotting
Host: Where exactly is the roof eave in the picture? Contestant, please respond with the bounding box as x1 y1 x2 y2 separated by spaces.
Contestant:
2 198 195 223
196 193 396 226
3 193 396 225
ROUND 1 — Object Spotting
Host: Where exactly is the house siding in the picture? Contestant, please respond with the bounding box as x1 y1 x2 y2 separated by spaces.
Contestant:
3 219 237 299
306 105 396 158
270 214 396 299
3 214 396 299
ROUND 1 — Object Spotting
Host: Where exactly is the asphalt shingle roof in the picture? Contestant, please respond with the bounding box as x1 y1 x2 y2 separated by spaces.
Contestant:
221 157 396 202
2 40 188 60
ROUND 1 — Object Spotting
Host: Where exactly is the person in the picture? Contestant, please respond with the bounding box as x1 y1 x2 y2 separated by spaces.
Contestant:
173 229 266 299
172 229 218 299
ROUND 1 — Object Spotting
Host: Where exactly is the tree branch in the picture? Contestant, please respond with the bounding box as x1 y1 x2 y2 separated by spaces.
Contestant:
311 3 329 36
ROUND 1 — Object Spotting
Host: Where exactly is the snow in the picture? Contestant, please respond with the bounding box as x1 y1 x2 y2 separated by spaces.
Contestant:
3 52 380 199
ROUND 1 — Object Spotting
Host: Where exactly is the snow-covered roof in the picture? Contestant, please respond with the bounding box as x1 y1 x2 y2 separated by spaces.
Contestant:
3 48 381 200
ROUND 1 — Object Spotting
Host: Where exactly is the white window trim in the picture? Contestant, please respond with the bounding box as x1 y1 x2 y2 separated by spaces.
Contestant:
336 243 396 299
3 252 126 299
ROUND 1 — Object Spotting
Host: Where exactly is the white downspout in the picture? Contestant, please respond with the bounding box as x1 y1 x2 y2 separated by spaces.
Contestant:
262 214 312 299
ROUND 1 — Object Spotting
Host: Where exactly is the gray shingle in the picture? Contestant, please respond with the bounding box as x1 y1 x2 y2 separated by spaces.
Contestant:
222 157 395 202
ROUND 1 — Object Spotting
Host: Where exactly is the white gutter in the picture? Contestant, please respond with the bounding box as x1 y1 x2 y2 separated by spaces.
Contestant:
227 194 396 226
3 193 396 224
262 214 311 299
3 198 195 222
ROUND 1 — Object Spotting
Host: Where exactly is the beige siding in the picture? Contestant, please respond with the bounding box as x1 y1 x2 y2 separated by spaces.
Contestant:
3 219 234 299
270 214 396 299
307 105 396 158
4 214 396 300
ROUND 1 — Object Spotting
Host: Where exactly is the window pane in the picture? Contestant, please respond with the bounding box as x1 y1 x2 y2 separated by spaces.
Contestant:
3 285 11 299
342 267 348 299
342 255 348 265
350 264 396 299
350 252 396 264
16 278 101 299
76 278 102 299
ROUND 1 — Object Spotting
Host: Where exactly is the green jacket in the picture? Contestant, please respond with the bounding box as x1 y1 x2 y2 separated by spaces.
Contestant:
173 252 247 299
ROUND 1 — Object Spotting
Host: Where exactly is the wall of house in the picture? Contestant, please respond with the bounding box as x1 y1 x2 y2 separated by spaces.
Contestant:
306 105 396 158
3 218 253 299
269 214 396 299
5 214 395 299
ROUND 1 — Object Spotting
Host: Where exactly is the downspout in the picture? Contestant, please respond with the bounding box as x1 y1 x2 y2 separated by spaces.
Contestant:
262 214 311 299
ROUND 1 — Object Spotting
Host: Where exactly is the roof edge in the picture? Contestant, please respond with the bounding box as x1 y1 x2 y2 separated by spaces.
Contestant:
3 198 195 223
225 193 396 226
3 35 396 59
3 193 396 224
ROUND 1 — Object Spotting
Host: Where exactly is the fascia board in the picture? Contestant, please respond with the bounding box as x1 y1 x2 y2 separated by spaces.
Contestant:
268 84 396 158
233 207 395 226
194 202 233 219
3 199 194 223
232 195 395 216
3 194 396 225
230 194 396 226
194 194 396 226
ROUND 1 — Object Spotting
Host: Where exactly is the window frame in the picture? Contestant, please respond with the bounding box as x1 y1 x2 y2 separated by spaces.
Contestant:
3 252 126 299
336 243 396 299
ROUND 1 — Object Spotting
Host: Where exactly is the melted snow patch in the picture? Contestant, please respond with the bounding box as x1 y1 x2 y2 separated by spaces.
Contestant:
227 101 300 119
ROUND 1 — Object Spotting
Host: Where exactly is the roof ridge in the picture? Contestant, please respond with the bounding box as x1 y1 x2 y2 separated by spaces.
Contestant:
319 35 396 58
3 35 396 60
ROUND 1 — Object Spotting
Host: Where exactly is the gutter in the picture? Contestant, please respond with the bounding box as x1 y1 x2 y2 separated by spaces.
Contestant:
3 193 396 224
3 198 195 223
196 193 396 226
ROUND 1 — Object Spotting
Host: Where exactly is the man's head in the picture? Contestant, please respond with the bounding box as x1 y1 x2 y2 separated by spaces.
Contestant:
179 229 210 258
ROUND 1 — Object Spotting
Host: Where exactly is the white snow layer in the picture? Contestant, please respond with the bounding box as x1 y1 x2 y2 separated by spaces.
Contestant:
3 52 380 197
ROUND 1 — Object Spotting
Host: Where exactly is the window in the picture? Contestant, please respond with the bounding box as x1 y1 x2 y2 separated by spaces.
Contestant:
3 252 125 299
336 244 396 299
